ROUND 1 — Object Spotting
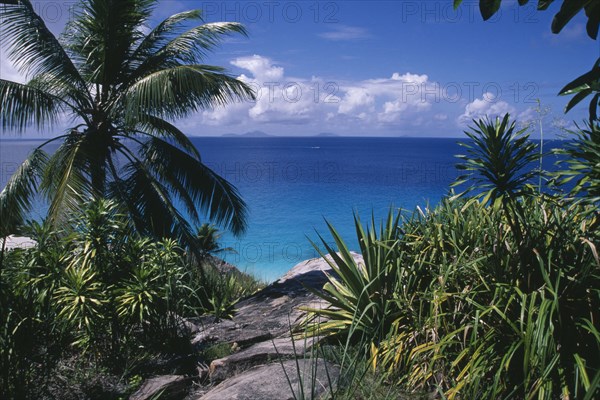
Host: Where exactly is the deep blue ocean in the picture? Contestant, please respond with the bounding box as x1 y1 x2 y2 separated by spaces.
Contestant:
0 137 562 281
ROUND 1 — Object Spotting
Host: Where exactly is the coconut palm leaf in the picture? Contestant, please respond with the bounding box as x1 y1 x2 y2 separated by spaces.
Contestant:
111 156 200 252
41 133 94 224
128 20 248 80
61 0 154 85
140 137 247 236
123 65 254 120
155 22 249 63
0 79 68 131
134 114 201 159
0 0 254 246
131 10 203 60
0 0 88 91
0 148 47 236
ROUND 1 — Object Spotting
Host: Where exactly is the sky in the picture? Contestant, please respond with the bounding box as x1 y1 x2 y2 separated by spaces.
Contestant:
0 0 597 138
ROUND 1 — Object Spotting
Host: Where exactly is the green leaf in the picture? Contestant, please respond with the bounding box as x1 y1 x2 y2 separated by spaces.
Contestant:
0 148 48 235
588 92 599 120
564 88 593 113
0 79 67 131
585 1 600 38
551 0 590 34
479 0 503 20
559 59 600 95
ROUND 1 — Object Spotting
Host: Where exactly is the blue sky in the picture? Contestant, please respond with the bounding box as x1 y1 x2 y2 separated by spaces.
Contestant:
0 0 596 137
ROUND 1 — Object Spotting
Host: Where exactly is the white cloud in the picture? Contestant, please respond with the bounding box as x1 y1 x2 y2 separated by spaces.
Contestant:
318 25 371 41
200 55 338 127
231 54 284 82
197 57 450 134
458 92 516 125
192 55 540 137
338 88 374 114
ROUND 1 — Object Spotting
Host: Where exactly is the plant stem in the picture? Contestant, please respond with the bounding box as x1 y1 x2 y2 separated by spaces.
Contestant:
0 236 6 295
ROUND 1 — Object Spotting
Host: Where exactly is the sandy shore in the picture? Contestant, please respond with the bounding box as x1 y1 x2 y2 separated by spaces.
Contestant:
1 235 37 250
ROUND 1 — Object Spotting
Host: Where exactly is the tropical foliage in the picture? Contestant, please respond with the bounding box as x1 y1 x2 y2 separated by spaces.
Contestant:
0 199 261 399
554 121 600 205
0 0 254 249
305 114 600 399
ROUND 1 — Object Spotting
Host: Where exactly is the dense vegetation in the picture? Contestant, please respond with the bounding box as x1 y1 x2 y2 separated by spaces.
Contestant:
305 115 600 399
0 199 262 398
0 1 258 397
298 3 600 398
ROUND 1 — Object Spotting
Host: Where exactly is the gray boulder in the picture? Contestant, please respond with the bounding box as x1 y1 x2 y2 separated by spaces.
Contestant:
171 254 361 399
199 359 339 400
208 336 322 383
129 375 192 400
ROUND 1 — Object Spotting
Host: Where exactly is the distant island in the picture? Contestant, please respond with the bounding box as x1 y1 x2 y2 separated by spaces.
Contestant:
222 130 272 138
315 132 339 137
220 131 340 138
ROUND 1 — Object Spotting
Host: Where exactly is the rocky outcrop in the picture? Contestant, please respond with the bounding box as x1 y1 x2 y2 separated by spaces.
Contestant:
130 253 362 400
200 359 339 400
130 375 192 400
132 252 362 400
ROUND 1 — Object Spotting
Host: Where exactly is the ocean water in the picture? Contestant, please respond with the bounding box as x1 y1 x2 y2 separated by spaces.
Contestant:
0 137 561 281
196 137 460 280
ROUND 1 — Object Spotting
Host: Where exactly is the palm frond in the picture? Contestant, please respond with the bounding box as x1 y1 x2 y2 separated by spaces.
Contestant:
140 137 248 236
0 0 251 246
26 73 92 120
41 133 92 225
156 22 249 64
0 148 47 236
128 20 248 81
110 154 200 252
114 135 201 224
123 65 254 120
63 0 156 86
0 79 68 131
0 0 87 91
132 114 201 160
128 9 203 67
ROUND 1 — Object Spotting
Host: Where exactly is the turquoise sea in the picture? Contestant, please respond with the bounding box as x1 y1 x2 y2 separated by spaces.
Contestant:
0 137 561 281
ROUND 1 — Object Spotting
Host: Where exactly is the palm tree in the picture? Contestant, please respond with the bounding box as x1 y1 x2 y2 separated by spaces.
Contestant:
195 223 234 258
0 0 255 250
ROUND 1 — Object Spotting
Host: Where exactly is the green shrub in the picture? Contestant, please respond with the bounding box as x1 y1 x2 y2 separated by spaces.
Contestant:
308 196 600 399
305 115 600 398
0 198 262 398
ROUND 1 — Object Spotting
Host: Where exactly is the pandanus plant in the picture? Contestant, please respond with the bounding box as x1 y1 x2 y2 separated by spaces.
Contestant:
452 114 540 287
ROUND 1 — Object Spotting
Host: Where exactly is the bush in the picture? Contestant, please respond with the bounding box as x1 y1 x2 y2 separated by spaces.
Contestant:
306 115 600 399
308 196 599 399
0 198 262 398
